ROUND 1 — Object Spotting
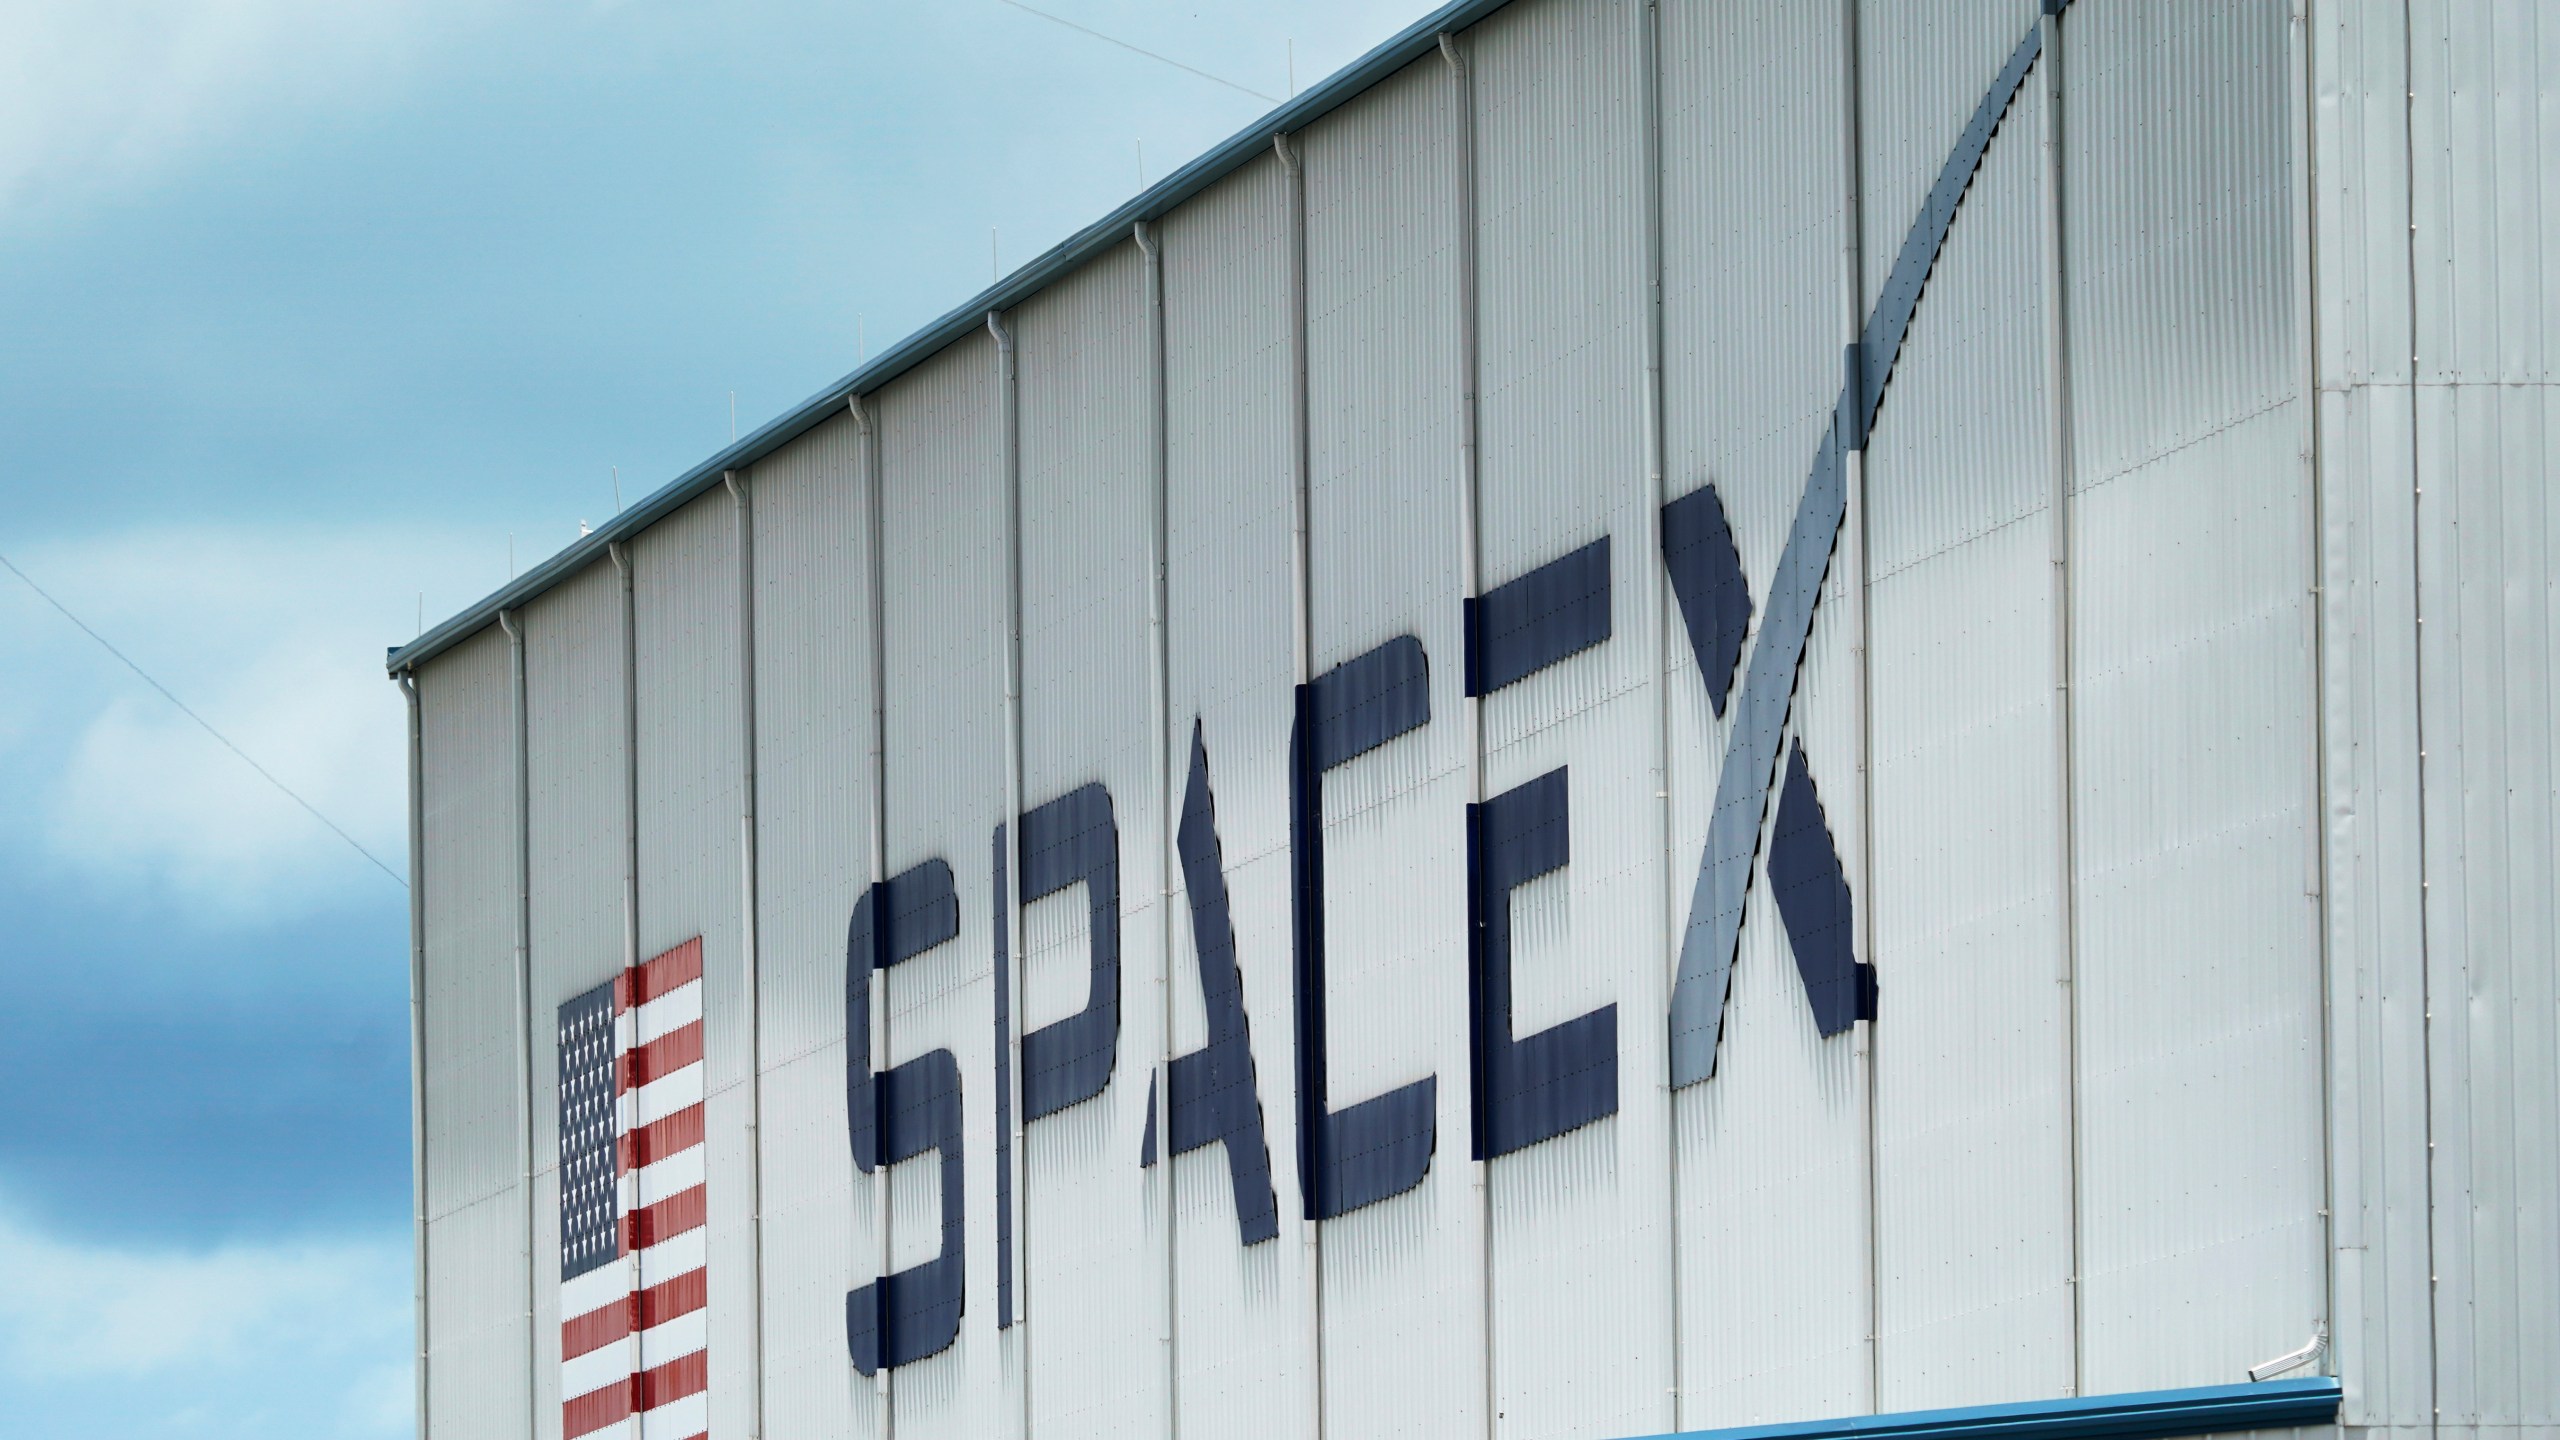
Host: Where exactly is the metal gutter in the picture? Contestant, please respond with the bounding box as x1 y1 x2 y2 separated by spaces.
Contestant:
398 671 430 1440
386 0 1525 676
1616 1380 2343 1440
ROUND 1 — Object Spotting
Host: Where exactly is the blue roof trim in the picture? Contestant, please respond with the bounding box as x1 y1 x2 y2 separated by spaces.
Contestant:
387 0 1521 674
1615 1380 2342 1440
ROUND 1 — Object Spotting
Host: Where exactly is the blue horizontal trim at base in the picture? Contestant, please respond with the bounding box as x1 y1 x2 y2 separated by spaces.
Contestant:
1618 1380 2341 1440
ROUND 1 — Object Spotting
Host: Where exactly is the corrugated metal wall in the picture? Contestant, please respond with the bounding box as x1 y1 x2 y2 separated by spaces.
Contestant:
2311 0 2430 1428
1013 241 1167 1440
419 622 532 1437
400 0 2560 1432
747 408 875 1436
2064 0 2326 1394
1470 3 1670 1438
1863 13 2071 1410
633 491 756 1434
1299 53 1481 1440
1160 151 1313 1440
2404 0 2560 1427
877 332 1006 1440
2302 0 2560 1428
1659 0 1864 1425
525 560 630 1439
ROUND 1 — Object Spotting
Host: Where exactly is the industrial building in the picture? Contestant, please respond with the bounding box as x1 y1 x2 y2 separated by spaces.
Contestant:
386 1 2556 1438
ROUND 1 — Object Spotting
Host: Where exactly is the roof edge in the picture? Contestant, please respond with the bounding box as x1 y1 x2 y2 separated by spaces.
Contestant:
387 0 1516 675
1617 1379 2343 1440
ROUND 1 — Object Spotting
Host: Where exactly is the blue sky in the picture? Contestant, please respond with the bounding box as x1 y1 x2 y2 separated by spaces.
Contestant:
0 1 1414 1430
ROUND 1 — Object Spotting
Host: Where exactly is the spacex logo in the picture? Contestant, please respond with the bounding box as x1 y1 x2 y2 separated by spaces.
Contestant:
563 16 2048 1381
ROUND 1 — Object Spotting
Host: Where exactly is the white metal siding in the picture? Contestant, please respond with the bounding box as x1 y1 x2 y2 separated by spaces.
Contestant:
1015 243 1167 1440
1470 3 1670 1438
634 491 755 1434
1853 0 2041 326
1659 0 1867 1425
2065 0 2326 1393
524 559 630 1439
419 622 532 1437
2310 1 2431 1430
879 332 1006 1440
1160 153 1314 1440
749 409 876 1434
2408 0 2560 1423
1863 71 2072 1411
428 1187 536 1437
1301 54 1480 1440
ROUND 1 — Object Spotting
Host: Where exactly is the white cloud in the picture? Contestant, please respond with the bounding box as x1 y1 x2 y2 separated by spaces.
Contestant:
3 520 500 920
0 0 485 220
0 1204 411 1437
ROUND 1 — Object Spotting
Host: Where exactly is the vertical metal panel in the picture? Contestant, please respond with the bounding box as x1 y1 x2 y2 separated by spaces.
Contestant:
2309 1 2431 1429
531 1164 561 1437
633 491 754 1434
2410 1 2560 1421
1853 0 2041 325
1863 72 2073 1409
748 410 877 1435
1014 243 1165 1440
878 331 1005 1440
1160 152 1311 1440
524 559 631 1440
427 1189 536 1437
422 624 524 1219
526 564 631 1197
2064 0 2325 1394
759 1045 868 1434
2411 376 2560 1433
1300 53 1480 1440
1470 3 1670 1437
419 623 533 1437
1659 0 1865 1424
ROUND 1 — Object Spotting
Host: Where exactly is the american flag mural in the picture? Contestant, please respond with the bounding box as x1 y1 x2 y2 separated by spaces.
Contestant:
557 937 710 1440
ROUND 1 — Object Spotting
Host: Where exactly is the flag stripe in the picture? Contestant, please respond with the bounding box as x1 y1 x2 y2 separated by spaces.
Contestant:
562 1227 708 1340
621 1100 706 1172
637 1347 711 1410
630 981 703 1048
622 1019 704 1092
619 1065 705 1133
637 1392 710 1440
618 938 704 1010
623 1182 708 1252
561 1266 710 1361
620 1143 706 1215
561 1335 638 1412
563 1374 634 1438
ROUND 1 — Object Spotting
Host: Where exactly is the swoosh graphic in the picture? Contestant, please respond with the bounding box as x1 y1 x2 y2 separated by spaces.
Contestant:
1668 22 2046 1088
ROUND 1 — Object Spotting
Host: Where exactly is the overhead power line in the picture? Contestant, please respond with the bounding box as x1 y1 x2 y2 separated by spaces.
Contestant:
991 0 1281 104
0 551 409 891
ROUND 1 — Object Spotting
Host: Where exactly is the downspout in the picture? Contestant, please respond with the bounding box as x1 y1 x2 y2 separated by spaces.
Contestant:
2036 0 2088 1397
1841 0 1879 1411
1638 0 1684 1428
1273 127 1323 1440
1434 29 1493 1440
2282 0 2339 1386
989 305 1031 1440
724 468 770 1439
399 669 430 1440
1134 217 1181 1440
609 537 644 1378
499 609 537 1439
849 392 894 1436
611 539 641 980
